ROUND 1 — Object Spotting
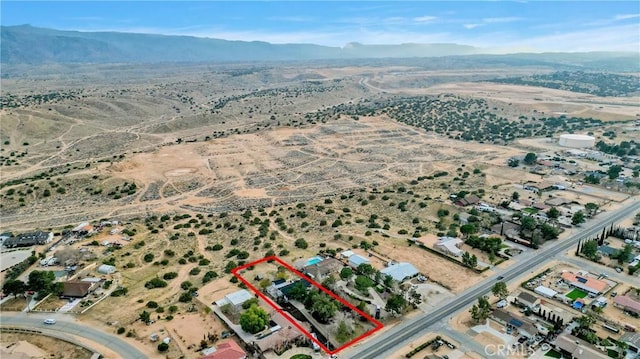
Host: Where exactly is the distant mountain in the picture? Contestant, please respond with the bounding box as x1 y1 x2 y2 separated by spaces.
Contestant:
1 25 637 71
0 25 479 64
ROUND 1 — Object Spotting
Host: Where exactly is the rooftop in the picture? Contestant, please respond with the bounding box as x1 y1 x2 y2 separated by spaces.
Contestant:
555 333 609 359
561 271 608 293
380 262 419 282
201 340 246 359
215 289 254 307
614 295 640 314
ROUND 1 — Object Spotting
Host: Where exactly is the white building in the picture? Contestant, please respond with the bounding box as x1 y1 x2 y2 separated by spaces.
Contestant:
534 285 558 298
380 262 419 282
348 254 370 268
215 289 254 308
433 237 463 257
559 134 595 148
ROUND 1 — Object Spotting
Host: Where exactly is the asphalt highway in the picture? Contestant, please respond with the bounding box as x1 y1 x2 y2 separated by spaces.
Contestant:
0 312 146 358
346 198 640 359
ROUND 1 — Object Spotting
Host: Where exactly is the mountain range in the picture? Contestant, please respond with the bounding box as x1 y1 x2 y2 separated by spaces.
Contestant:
1 25 638 71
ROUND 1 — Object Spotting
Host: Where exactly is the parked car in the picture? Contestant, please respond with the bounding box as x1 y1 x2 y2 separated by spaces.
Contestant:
43 318 56 325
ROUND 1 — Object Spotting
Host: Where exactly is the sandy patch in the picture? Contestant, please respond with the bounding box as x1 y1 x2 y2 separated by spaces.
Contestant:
235 188 269 198
165 168 197 177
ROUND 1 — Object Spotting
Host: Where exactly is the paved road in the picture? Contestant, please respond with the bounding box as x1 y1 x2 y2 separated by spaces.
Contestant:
0 312 146 358
345 197 640 359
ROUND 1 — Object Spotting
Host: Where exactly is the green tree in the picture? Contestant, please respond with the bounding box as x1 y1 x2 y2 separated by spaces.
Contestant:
581 240 599 259
546 207 560 219
3 279 26 297
339 267 353 280
294 238 308 249
385 294 407 315
335 320 353 344
286 281 308 301
572 211 585 225
354 275 374 293
523 153 537 165
157 342 169 352
356 263 376 278
460 224 476 238
239 305 269 334
311 292 337 322
470 296 491 323
608 165 623 180
585 203 599 216
521 216 536 231
461 252 477 268
139 310 151 324
491 281 509 299
27 270 55 294
512 191 520 201
617 244 633 265
507 158 520 167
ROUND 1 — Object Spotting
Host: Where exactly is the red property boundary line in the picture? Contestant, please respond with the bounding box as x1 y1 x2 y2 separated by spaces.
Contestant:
231 255 384 355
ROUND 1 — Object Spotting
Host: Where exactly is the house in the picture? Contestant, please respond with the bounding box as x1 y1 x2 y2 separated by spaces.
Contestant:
561 271 608 295
613 295 640 315
534 285 558 299
380 262 419 282
454 194 480 207
3 231 53 248
215 290 254 309
491 309 538 338
554 333 609 359
620 332 640 354
61 280 94 298
433 237 463 257
348 254 370 268
341 250 355 259
71 222 94 235
97 264 116 274
302 258 343 281
538 299 574 324
201 340 247 359
516 291 539 308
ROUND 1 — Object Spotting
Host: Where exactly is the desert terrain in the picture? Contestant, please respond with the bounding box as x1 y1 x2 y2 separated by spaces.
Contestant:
1 61 639 358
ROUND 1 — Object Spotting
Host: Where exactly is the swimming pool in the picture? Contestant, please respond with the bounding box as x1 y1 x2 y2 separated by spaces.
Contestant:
306 256 323 266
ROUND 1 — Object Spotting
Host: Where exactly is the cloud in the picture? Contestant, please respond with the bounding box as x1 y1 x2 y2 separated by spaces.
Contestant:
482 17 522 23
413 16 437 23
463 24 482 29
614 14 640 20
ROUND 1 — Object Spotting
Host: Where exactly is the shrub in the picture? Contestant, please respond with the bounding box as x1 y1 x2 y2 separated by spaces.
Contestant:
145 278 168 289
294 238 308 249
163 272 178 280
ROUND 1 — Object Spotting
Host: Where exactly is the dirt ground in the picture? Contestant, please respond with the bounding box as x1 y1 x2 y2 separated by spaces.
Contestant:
375 237 484 293
0 332 93 359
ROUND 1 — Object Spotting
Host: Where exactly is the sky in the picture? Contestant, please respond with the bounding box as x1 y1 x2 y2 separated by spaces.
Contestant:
1 1 639 52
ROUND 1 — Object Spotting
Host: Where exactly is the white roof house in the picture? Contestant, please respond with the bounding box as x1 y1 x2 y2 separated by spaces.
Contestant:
433 237 463 257
215 289 254 307
381 262 419 282
341 250 355 258
534 285 558 298
97 264 116 274
348 254 370 268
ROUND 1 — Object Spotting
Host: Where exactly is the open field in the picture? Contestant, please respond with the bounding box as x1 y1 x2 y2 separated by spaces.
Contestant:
0 332 93 359
1 62 639 358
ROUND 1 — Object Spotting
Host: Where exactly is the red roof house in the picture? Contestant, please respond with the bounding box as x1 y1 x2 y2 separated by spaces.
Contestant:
201 340 247 359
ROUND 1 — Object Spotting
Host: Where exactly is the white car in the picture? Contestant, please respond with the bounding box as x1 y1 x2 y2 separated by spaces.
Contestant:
43 318 56 325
